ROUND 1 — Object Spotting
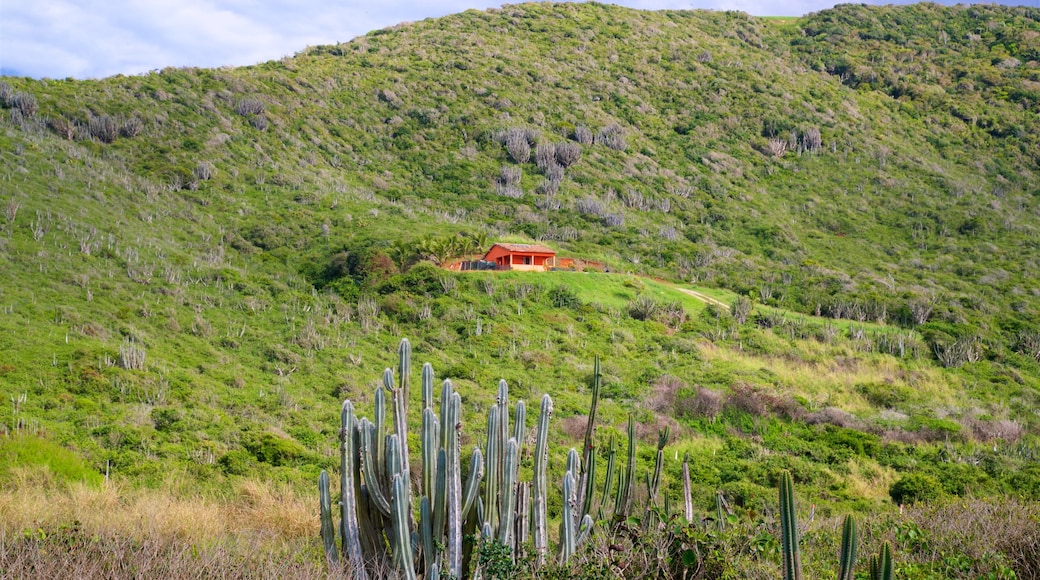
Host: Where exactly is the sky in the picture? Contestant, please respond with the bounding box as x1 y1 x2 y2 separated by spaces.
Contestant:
1 0 1036 79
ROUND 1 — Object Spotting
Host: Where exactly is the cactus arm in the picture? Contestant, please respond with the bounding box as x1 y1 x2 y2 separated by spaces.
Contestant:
513 400 526 451
498 437 519 551
681 452 693 524
340 402 370 580
398 338 411 402
359 418 392 517
838 514 858 580
422 408 439 509
462 447 484 521
422 362 435 412
319 470 339 563
515 481 530 548
374 386 388 489
420 496 435 577
779 470 803 580
559 470 577 564
433 449 447 548
532 394 553 566
576 513 594 547
616 415 636 519
580 445 596 520
483 404 500 533
869 542 893 580
445 392 463 579
599 434 616 521
391 473 417 580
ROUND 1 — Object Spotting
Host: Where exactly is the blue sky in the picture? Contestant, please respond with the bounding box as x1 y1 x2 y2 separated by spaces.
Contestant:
1 0 1035 79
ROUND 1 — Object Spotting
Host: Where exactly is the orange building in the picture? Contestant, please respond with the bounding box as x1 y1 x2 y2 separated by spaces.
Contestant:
482 243 557 271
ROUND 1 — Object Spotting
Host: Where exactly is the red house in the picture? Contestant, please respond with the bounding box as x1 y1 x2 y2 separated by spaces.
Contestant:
482 243 557 271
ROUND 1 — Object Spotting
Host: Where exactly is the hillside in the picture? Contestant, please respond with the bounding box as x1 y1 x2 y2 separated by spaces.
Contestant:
2 2 1040 578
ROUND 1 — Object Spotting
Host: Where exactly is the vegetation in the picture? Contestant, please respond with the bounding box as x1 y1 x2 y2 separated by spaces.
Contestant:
2 2 1040 577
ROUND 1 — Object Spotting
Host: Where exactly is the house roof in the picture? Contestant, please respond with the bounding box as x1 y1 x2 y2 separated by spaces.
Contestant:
488 243 556 255
480 242 557 262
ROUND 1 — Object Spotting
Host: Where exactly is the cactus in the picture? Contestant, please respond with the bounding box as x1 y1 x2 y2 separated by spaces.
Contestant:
779 470 803 580
559 469 577 563
319 470 338 563
322 340 621 578
838 514 858 580
648 426 669 507
599 434 616 521
615 414 636 520
531 393 553 566
681 453 693 525
869 542 894 580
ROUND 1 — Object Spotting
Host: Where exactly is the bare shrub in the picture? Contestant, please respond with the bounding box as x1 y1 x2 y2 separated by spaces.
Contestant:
908 293 938 325
678 387 723 419
194 162 216 181
573 125 593 145
499 165 522 185
88 115 119 143
696 50 713 62
558 415 588 441
802 127 822 152
121 116 144 138
726 383 768 417
934 336 981 368
806 407 862 429
118 339 146 371
249 115 268 130
49 116 77 140
646 375 685 412
1013 330 1040 362
534 142 556 170
658 226 677 241
495 182 523 199
499 127 531 163
0 81 12 106
766 137 787 158
731 296 752 324
906 498 1040 580
965 417 1024 442
576 196 605 216
235 97 265 116
555 142 581 167
544 161 564 184
596 123 626 151
603 213 624 227
10 92 38 118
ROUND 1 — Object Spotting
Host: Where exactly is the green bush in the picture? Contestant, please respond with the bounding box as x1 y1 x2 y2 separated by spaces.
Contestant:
0 436 102 485
890 472 943 505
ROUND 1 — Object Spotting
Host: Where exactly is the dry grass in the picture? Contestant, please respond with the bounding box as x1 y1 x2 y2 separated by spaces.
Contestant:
0 468 325 578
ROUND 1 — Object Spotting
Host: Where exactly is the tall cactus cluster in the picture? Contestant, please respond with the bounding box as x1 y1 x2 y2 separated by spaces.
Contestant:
319 340 605 579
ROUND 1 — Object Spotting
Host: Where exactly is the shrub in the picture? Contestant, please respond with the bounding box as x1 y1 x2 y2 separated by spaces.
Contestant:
121 116 143 138
235 97 265 116
678 386 723 420
628 295 660 321
555 142 581 167
572 125 593 144
0 81 12 106
596 123 626 151
49 116 77 140
88 115 119 143
9 92 38 118
890 472 943 505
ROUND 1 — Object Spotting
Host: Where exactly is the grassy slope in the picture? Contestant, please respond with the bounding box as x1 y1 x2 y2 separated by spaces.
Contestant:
1 2 1040 576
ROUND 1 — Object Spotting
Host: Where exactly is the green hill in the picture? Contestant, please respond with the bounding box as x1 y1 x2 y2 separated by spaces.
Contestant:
1 3 1040 577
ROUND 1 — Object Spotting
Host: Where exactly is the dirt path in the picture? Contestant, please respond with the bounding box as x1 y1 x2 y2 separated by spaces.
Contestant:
674 287 730 311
